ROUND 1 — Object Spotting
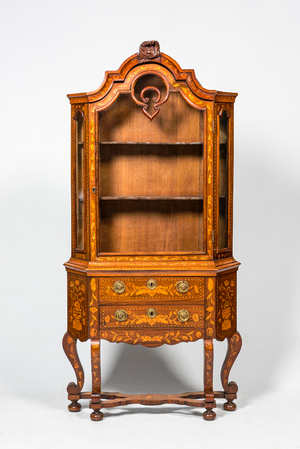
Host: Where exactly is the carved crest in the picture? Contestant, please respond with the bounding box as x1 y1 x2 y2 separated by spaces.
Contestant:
131 72 169 120
139 40 160 62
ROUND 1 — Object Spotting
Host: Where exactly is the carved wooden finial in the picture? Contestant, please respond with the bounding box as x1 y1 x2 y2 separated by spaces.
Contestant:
139 40 160 62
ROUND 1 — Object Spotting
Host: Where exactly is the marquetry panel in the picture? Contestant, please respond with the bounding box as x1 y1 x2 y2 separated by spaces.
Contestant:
100 328 204 347
89 277 99 339
204 277 216 338
100 304 204 329
67 273 88 342
216 272 237 341
99 277 204 302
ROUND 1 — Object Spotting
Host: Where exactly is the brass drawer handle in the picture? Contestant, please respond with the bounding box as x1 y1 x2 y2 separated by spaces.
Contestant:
177 309 190 322
147 308 157 318
115 309 128 322
176 280 189 293
147 279 157 290
113 280 126 294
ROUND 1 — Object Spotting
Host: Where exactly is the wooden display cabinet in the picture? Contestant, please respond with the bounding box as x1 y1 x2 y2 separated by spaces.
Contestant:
62 41 242 421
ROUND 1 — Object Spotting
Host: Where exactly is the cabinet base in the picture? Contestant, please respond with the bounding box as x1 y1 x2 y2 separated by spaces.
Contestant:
63 331 242 421
67 391 238 421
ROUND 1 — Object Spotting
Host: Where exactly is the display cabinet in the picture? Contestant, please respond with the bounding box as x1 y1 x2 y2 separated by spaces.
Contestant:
62 41 242 421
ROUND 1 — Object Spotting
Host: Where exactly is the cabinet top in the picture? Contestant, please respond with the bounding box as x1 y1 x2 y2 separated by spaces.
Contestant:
67 40 238 105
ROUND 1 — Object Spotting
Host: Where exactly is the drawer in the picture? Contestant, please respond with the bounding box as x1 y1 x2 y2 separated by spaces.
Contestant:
100 304 204 329
99 277 204 302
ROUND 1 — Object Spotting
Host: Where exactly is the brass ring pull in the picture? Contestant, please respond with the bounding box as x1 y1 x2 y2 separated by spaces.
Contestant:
176 280 189 293
177 309 190 323
113 280 126 294
115 309 128 322
147 308 157 319
147 279 157 290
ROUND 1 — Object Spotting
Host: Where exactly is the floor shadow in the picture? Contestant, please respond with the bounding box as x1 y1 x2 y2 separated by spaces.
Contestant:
101 343 196 394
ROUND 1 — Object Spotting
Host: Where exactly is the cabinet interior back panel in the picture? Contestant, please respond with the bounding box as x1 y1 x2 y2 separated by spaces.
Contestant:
99 199 203 253
99 143 203 197
98 92 204 143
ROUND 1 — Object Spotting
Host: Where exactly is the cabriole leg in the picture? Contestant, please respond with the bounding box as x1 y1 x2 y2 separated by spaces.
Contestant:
221 331 242 411
89 339 103 421
62 332 85 412
203 338 216 421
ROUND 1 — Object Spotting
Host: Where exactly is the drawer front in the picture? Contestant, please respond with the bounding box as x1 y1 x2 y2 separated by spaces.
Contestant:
99 277 204 302
100 304 204 329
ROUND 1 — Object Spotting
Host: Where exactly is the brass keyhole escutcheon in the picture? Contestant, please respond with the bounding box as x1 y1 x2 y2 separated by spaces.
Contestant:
177 309 190 323
147 308 157 319
176 280 189 293
113 280 126 294
147 279 157 290
115 309 128 322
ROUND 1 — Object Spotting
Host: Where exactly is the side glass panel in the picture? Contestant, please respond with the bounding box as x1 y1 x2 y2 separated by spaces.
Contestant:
218 111 229 250
75 112 84 250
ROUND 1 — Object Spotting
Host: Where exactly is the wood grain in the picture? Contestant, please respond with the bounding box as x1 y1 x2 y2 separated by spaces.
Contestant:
99 199 203 253
62 332 84 395
99 143 203 197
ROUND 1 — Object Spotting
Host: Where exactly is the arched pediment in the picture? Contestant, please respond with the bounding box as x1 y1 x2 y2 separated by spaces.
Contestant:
68 41 219 108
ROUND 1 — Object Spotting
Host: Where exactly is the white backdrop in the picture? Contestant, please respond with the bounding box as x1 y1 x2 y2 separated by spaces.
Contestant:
1 1 300 448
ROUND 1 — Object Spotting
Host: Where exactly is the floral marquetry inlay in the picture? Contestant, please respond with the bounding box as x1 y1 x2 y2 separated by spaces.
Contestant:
89 277 98 339
100 278 204 301
100 306 204 329
216 272 237 341
205 277 216 338
100 329 203 347
89 106 97 259
67 274 88 342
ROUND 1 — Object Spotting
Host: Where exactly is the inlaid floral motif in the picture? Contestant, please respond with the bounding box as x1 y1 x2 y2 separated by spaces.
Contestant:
89 107 96 259
100 278 204 301
204 339 214 392
216 273 236 341
100 329 203 346
89 277 98 338
205 277 215 338
101 307 203 328
62 332 85 394
68 275 88 341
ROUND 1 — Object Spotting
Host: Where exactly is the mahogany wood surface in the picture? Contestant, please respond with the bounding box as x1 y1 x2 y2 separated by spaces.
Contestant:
63 40 242 420
62 332 84 412
221 331 242 411
90 340 103 421
99 198 204 253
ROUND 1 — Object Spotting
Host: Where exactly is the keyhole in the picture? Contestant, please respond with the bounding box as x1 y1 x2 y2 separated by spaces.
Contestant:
147 308 157 318
147 279 157 290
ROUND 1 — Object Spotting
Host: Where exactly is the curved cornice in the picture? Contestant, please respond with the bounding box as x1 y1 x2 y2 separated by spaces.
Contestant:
67 50 237 105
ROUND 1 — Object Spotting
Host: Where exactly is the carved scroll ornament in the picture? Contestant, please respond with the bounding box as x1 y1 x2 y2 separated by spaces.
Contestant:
131 73 170 120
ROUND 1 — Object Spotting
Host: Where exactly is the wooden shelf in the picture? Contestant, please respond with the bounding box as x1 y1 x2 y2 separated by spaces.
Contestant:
99 196 203 200
99 142 203 145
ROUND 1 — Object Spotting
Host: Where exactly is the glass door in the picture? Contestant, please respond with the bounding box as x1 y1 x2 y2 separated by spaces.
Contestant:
97 79 205 254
